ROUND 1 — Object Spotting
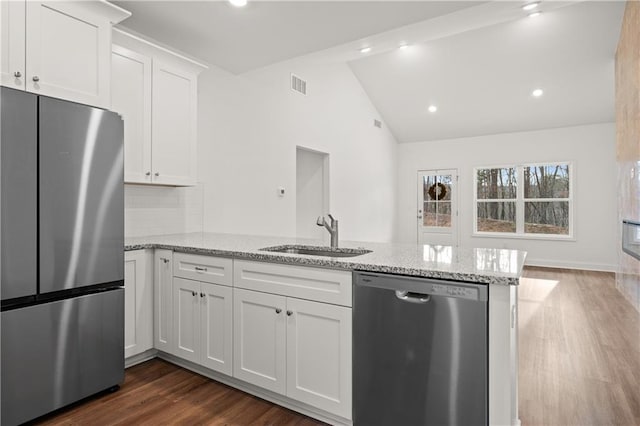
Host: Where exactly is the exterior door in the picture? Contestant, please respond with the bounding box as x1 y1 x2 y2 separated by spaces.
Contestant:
417 169 458 246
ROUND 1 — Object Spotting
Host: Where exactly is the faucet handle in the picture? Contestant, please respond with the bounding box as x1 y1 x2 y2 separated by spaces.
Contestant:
316 216 325 226
327 213 335 222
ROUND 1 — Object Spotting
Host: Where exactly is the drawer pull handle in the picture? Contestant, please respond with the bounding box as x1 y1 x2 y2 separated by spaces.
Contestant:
275 308 282 314
195 266 207 272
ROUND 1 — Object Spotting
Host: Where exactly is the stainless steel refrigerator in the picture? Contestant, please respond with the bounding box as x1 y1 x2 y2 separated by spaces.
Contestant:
1 87 125 425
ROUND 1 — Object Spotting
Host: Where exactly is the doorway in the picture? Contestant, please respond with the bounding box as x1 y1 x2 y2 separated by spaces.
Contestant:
417 169 458 246
296 147 329 240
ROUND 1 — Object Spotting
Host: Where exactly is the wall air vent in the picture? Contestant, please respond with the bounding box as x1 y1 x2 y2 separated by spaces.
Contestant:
291 73 307 95
374 119 382 128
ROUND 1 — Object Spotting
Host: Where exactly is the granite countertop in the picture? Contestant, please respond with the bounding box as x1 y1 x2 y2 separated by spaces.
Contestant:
125 232 527 285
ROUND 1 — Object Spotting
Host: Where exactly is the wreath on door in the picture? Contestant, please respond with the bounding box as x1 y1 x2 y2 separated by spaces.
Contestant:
427 182 448 201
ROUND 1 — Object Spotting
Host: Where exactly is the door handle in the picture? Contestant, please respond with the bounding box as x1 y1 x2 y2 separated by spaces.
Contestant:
395 290 431 304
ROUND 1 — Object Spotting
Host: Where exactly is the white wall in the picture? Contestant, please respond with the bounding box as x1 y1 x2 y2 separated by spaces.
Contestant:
396 123 617 271
196 59 398 242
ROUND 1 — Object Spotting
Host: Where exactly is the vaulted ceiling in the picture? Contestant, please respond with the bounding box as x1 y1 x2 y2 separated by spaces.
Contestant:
113 1 625 143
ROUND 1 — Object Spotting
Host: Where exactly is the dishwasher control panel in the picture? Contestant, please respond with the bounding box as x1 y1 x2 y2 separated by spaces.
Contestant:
430 283 479 300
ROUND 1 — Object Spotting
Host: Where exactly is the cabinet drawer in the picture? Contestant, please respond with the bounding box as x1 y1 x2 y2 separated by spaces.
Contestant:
234 260 352 307
173 253 232 286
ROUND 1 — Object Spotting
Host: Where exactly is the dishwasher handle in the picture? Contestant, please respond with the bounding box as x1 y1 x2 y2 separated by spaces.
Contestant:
395 290 431 304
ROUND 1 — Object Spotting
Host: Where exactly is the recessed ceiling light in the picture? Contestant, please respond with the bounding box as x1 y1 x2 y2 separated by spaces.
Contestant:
360 47 372 54
399 44 410 50
522 2 540 11
532 88 544 97
229 0 247 7
528 11 541 18
428 105 438 113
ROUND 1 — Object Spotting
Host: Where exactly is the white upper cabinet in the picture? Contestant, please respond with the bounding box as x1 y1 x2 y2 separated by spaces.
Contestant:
151 58 199 186
1 1 130 108
1 0 26 89
112 29 207 187
111 45 152 183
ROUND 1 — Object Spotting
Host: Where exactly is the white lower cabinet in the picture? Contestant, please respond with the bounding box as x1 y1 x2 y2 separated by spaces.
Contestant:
233 288 286 394
285 298 352 419
174 277 233 375
124 250 153 359
233 287 352 419
151 252 352 420
154 249 174 354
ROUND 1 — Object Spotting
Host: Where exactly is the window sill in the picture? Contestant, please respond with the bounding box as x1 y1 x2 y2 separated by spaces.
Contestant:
472 232 575 242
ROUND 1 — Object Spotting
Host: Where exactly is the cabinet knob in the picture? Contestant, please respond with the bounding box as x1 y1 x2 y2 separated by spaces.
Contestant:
32 76 40 82
275 308 282 314
145 172 151 176
191 291 196 297
154 172 160 177
200 293 205 298
286 310 293 316
13 71 21 78
161 258 170 264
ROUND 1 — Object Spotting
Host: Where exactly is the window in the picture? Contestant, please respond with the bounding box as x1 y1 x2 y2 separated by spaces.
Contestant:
474 163 572 238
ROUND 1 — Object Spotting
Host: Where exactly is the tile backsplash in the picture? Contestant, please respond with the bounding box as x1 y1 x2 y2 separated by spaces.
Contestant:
124 184 203 237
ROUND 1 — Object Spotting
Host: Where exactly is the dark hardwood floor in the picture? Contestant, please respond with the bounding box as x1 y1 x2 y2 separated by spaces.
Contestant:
33 359 324 425
33 267 640 426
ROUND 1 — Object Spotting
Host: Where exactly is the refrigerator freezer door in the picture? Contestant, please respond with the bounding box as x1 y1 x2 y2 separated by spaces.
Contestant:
39 96 124 294
1 288 125 426
1 88 38 300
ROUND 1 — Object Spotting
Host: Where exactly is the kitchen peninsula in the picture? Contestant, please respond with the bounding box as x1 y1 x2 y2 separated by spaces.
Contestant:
124 232 525 426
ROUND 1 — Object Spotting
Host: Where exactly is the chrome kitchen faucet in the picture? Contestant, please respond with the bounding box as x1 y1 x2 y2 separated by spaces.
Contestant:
317 214 339 248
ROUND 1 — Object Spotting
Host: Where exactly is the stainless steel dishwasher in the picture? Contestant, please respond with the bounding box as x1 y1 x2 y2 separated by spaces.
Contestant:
353 272 488 426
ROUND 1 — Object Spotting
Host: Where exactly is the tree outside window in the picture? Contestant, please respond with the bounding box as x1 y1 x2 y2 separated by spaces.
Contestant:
474 163 572 238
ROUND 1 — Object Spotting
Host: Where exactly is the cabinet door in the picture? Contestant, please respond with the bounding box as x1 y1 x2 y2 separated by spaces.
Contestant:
112 45 152 184
286 298 352 419
200 282 233 375
174 277 200 364
151 59 197 186
154 249 174 354
233 288 286 394
124 250 153 359
0 0 26 89
25 1 110 108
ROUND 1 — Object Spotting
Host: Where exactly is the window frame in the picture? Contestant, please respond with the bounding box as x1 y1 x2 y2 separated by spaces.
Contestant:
473 162 574 240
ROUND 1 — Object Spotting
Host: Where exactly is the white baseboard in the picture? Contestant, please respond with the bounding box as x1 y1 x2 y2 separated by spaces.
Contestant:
524 258 616 272
125 348 158 368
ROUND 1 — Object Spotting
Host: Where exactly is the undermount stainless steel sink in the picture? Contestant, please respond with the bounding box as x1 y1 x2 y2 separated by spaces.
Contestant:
260 245 372 258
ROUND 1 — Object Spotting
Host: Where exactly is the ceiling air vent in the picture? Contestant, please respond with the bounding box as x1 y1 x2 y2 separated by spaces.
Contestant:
374 119 382 129
291 73 307 95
